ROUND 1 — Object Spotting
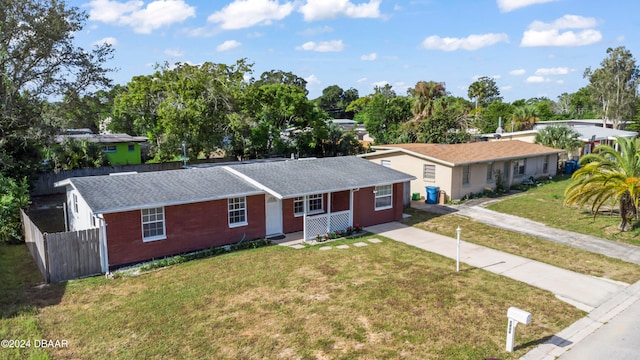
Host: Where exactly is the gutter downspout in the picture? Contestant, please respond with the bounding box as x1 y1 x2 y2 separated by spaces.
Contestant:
97 215 109 275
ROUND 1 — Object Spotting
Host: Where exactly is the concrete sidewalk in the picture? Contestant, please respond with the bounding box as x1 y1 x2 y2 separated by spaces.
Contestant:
365 222 627 311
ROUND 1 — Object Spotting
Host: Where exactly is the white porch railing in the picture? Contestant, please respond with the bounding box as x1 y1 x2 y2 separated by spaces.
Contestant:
304 210 351 240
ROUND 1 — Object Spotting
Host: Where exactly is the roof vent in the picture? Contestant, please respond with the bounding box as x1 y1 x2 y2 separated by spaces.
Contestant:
496 116 504 134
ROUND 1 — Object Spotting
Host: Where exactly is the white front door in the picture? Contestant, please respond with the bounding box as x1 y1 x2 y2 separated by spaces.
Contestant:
265 195 283 236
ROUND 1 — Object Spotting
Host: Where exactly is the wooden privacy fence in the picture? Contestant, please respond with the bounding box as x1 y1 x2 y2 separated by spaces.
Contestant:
21 210 102 283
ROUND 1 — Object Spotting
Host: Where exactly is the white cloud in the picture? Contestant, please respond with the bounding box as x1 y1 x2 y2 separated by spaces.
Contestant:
182 26 219 38
361 53 377 61
88 0 142 23
92 37 118 46
372 80 389 88
305 74 321 85
299 26 335 36
299 0 381 21
535 67 572 75
164 48 183 57
296 40 344 52
247 32 265 38
501 85 513 91
509 69 526 76
521 15 602 47
357 77 368 83
526 75 549 83
208 0 294 30
421 33 509 51
497 0 557 13
556 79 564 84
88 0 196 34
216 40 242 52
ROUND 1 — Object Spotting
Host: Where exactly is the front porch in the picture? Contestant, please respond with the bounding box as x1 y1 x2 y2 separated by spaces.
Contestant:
297 189 356 241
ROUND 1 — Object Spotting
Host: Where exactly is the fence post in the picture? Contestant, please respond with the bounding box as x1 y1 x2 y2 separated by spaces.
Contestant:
43 233 51 284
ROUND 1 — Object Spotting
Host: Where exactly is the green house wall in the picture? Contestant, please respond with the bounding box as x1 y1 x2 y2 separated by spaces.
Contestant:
103 143 142 165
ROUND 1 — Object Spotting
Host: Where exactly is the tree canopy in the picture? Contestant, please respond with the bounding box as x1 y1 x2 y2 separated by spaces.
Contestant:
0 0 113 243
467 76 501 110
584 46 639 129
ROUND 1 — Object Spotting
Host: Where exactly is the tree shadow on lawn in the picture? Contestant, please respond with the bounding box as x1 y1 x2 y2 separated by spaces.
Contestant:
0 244 67 320
402 205 457 227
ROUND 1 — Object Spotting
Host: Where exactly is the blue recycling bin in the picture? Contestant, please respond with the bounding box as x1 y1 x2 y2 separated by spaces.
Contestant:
565 160 577 174
426 186 439 204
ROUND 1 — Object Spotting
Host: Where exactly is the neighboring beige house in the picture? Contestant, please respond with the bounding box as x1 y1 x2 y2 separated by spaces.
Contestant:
359 141 561 201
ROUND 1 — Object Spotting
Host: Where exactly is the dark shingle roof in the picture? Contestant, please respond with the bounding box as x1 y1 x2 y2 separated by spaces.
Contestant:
65 167 262 214
61 156 415 213
226 156 415 198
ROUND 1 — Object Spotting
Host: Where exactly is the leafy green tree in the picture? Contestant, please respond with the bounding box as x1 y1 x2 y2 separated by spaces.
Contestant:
356 87 412 144
0 174 30 244
253 70 308 95
569 87 598 118
111 74 165 143
526 97 556 120
1 0 114 174
51 86 125 133
316 85 359 119
156 61 250 161
477 101 513 134
534 125 582 161
417 96 470 144
111 60 252 161
564 137 640 231
584 46 640 129
240 82 328 158
467 76 501 110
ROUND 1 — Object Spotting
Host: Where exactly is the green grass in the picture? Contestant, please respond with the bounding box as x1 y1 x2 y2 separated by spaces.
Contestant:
5 238 584 359
485 175 640 246
0 244 54 360
401 207 640 284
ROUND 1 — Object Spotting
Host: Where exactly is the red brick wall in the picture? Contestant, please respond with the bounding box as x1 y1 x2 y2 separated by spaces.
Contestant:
104 194 265 267
353 183 404 227
331 190 350 212
282 197 302 233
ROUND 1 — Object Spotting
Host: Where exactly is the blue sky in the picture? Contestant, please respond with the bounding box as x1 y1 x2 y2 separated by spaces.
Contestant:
70 0 639 102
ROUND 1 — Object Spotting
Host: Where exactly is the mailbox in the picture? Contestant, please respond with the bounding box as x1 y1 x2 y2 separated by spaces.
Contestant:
507 307 531 324
506 307 532 352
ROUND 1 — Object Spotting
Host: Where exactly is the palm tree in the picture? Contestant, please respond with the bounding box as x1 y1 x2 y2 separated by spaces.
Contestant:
564 137 640 231
411 81 446 120
534 125 583 161
467 81 484 111
512 105 539 131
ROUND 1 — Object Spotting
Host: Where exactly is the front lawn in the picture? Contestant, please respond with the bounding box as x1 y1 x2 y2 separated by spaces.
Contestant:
4 238 584 359
485 175 640 246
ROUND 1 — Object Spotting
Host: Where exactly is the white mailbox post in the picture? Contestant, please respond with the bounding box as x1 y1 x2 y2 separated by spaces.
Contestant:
506 307 531 352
